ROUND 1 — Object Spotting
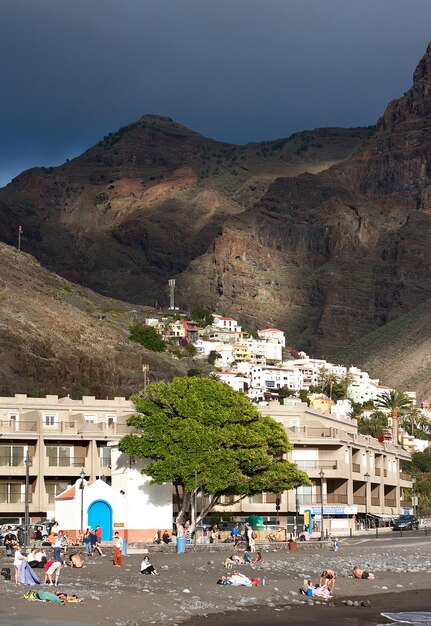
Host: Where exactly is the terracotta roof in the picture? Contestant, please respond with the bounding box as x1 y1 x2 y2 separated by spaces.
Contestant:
55 481 93 500
56 486 76 500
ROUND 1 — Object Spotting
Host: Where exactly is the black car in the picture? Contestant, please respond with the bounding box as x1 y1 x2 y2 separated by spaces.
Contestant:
392 515 419 531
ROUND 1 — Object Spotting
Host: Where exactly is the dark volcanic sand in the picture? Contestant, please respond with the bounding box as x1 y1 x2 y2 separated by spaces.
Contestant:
1 540 431 625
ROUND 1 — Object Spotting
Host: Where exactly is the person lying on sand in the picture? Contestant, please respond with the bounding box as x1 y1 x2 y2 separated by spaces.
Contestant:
352 566 375 580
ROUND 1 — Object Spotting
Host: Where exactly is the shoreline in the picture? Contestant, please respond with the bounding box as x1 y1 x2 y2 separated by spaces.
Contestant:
182 589 431 626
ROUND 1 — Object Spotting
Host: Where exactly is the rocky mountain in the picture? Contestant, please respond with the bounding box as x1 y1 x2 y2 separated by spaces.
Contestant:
1 42 431 396
0 242 191 397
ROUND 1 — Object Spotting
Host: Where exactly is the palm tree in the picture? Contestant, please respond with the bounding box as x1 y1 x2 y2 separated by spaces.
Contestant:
375 391 413 444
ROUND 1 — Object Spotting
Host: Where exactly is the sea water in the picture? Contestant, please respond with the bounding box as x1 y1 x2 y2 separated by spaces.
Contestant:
379 612 431 625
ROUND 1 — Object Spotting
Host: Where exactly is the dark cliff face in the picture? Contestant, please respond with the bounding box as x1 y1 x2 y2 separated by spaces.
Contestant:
333 42 431 210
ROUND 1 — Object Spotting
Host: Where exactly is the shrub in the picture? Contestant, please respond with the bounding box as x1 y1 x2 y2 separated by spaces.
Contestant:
129 323 166 352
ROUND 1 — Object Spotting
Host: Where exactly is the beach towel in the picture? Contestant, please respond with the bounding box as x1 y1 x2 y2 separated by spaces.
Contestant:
18 561 41 585
24 590 62 603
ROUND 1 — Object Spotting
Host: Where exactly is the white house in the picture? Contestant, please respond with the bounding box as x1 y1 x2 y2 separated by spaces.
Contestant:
55 446 172 543
213 315 242 333
257 328 286 348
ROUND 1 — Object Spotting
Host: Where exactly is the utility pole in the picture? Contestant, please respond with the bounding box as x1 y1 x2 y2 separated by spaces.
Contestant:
142 364 149 390
194 470 198 549
24 451 30 548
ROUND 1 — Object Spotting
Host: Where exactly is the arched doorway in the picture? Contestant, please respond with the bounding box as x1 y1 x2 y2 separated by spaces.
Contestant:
87 500 113 541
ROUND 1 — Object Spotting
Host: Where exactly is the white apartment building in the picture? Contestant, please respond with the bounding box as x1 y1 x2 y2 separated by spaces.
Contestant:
213 400 412 533
0 394 135 523
217 372 249 394
243 338 283 362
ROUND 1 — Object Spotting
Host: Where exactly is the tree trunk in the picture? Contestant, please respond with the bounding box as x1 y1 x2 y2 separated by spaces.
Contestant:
175 491 191 537
392 410 398 444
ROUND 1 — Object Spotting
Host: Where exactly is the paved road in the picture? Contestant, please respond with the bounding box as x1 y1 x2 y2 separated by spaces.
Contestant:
341 529 431 549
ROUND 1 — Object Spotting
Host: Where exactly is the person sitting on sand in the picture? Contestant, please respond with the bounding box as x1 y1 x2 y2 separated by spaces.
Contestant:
352 566 375 580
68 553 83 568
319 568 336 591
140 556 158 576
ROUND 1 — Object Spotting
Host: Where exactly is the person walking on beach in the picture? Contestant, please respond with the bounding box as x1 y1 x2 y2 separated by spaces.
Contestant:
113 532 123 567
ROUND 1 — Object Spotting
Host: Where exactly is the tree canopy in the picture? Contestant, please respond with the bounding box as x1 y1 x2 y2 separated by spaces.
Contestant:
191 306 214 327
375 390 413 443
119 376 309 531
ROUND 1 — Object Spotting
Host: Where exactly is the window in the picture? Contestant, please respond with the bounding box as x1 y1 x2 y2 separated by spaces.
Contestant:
0 482 24 503
84 414 97 423
7 412 19 422
249 493 263 503
265 380 275 388
46 446 71 467
46 481 69 503
44 413 57 427
106 414 116 428
0 446 25 467
100 447 111 468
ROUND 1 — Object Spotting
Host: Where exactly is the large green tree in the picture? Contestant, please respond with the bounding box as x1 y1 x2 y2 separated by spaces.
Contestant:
119 377 309 533
375 390 413 444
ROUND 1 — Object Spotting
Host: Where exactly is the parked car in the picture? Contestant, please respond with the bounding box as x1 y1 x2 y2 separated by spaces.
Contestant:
392 515 419 531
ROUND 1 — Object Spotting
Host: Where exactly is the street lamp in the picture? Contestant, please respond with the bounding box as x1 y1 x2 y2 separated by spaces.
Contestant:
319 469 325 541
295 487 299 538
79 468 86 533
24 451 30 548
411 475 417 517
364 472 370 530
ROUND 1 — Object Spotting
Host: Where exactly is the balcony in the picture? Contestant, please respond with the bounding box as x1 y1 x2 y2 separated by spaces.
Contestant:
371 498 380 506
384 499 396 507
353 496 366 505
400 472 411 481
287 426 335 440
352 463 361 473
375 468 381 476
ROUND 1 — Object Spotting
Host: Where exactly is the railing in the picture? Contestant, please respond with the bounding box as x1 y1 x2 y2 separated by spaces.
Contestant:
100 458 112 468
371 498 380 506
46 457 85 468
375 468 381 476
327 494 348 504
0 457 25 467
296 460 338 470
288 426 334 439
0 494 33 504
0 420 37 432
384 499 397 507
43 421 77 432
352 463 361 473
353 496 366 505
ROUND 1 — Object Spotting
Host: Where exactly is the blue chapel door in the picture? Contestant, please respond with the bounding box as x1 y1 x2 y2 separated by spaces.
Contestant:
87 500 113 541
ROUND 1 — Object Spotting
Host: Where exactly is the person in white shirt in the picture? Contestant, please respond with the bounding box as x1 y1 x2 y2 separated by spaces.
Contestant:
113 532 123 567
13 546 25 584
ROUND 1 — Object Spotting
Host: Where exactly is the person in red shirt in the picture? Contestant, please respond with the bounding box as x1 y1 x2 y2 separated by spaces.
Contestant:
44 558 61 585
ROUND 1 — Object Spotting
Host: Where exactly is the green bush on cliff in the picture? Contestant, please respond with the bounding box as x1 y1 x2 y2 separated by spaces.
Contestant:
129 323 166 352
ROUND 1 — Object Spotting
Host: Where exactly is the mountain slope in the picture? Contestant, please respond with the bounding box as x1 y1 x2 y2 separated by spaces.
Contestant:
0 118 370 303
0 242 191 397
332 297 431 402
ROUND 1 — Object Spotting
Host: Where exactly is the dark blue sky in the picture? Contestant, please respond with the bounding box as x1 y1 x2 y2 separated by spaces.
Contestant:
1 0 431 187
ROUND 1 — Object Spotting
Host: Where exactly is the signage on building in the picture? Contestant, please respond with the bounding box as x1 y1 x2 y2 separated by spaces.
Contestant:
299 505 357 515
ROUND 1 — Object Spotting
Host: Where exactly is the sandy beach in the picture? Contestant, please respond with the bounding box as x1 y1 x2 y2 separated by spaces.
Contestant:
1 536 431 625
